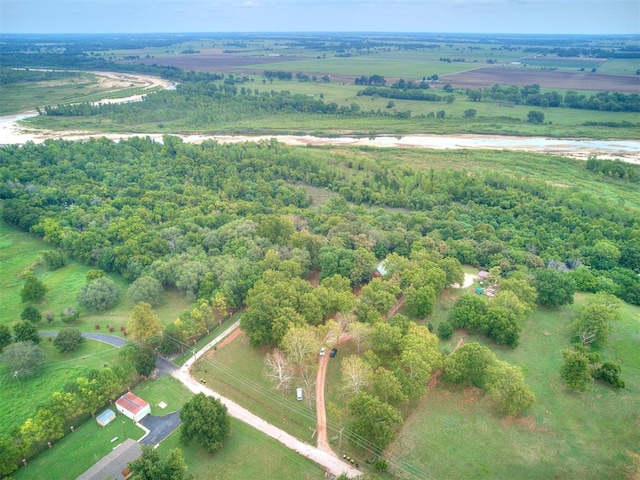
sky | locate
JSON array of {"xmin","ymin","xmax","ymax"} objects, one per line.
[{"xmin": 1, "ymin": 0, "xmax": 638, "ymax": 35}]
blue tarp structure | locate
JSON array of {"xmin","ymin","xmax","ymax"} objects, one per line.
[
  {"xmin": 96, "ymin": 408, "xmax": 116, "ymax": 427},
  {"xmin": 476, "ymin": 288, "xmax": 484, "ymax": 295}
]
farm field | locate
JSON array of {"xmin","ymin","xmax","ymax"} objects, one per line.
[{"xmin": 443, "ymin": 67, "xmax": 640, "ymax": 93}]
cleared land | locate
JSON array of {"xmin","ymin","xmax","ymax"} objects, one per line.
[{"xmin": 443, "ymin": 67, "xmax": 640, "ymax": 93}]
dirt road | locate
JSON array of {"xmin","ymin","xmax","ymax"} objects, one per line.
[{"xmin": 176, "ymin": 321, "xmax": 360, "ymax": 478}]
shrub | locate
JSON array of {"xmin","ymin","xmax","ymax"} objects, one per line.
[
  {"xmin": 21, "ymin": 305, "xmax": 42, "ymax": 323},
  {"xmin": 437, "ymin": 320, "xmax": 453, "ymax": 340}
]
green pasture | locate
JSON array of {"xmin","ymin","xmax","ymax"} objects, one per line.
[
  {"xmin": 597, "ymin": 58, "xmax": 640, "ymax": 75},
  {"xmin": 388, "ymin": 294, "xmax": 640, "ymax": 480},
  {"xmin": 192, "ymin": 332, "xmax": 319, "ymax": 442},
  {"xmin": 0, "ymin": 220, "xmax": 193, "ymax": 332},
  {"xmin": 241, "ymin": 56, "xmax": 481, "ymax": 79},
  {"xmin": 157, "ymin": 420, "xmax": 326, "ymax": 480},
  {"xmin": 0, "ymin": 339, "xmax": 123, "ymax": 435},
  {"xmin": 0, "ymin": 73, "xmax": 161, "ymax": 116},
  {"xmin": 12, "ymin": 410, "xmax": 145, "ymax": 480}
]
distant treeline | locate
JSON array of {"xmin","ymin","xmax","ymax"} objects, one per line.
[
  {"xmin": 0, "ymin": 67, "xmax": 79, "ymax": 85},
  {"xmin": 523, "ymin": 46, "xmax": 640, "ymax": 58},
  {"xmin": 357, "ymin": 86, "xmax": 444, "ymax": 102},
  {"xmin": 470, "ymin": 84, "xmax": 640, "ymax": 112}
]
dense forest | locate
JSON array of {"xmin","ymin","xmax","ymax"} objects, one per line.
[{"xmin": 1, "ymin": 137, "xmax": 638, "ymax": 309}]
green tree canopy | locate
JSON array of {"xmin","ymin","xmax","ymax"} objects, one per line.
[
  {"xmin": 348, "ymin": 392, "xmax": 402, "ymax": 453},
  {"xmin": 128, "ymin": 302, "xmax": 162, "ymax": 344},
  {"xmin": 485, "ymin": 361, "xmax": 536, "ymax": 416},
  {"xmin": 560, "ymin": 347, "xmax": 592, "ymax": 392},
  {"xmin": 21, "ymin": 272, "xmax": 47, "ymax": 303},
  {"xmin": 535, "ymin": 269, "xmax": 576, "ymax": 307},
  {"xmin": 0, "ymin": 341, "xmax": 46, "ymax": 378},
  {"xmin": 180, "ymin": 393, "xmax": 230, "ymax": 454},
  {"xmin": 13, "ymin": 320, "xmax": 40, "ymax": 344},
  {"xmin": 20, "ymin": 305, "xmax": 42, "ymax": 323},
  {"xmin": 127, "ymin": 276, "xmax": 165, "ymax": 306},
  {"xmin": 53, "ymin": 328, "xmax": 85, "ymax": 353},
  {"xmin": 128, "ymin": 445, "xmax": 192, "ymax": 480},
  {"xmin": 78, "ymin": 276, "xmax": 120, "ymax": 311}
]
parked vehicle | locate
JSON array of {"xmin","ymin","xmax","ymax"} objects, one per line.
[
  {"xmin": 330, "ymin": 348, "xmax": 338, "ymax": 358},
  {"xmin": 320, "ymin": 347, "xmax": 327, "ymax": 356},
  {"xmin": 296, "ymin": 387, "xmax": 303, "ymax": 401}
]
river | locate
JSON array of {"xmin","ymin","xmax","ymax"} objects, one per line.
[{"xmin": 1, "ymin": 74, "xmax": 638, "ymax": 164}]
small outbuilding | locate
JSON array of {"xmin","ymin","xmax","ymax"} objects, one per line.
[
  {"xmin": 115, "ymin": 392, "xmax": 151, "ymax": 423},
  {"xmin": 96, "ymin": 408, "xmax": 116, "ymax": 427},
  {"xmin": 477, "ymin": 271, "xmax": 489, "ymax": 280}
]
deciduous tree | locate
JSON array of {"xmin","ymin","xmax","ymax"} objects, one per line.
[
  {"xmin": 13, "ymin": 320, "xmax": 40, "ymax": 344},
  {"xmin": 128, "ymin": 302, "xmax": 162, "ymax": 344},
  {"xmin": 560, "ymin": 347, "xmax": 592, "ymax": 392},
  {"xmin": 264, "ymin": 349, "xmax": 294, "ymax": 392},
  {"xmin": 21, "ymin": 272, "xmax": 46, "ymax": 303},
  {"xmin": 180, "ymin": 393, "xmax": 230, "ymax": 454},
  {"xmin": 348, "ymin": 392, "xmax": 402, "ymax": 453},
  {"xmin": 485, "ymin": 361, "xmax": 536, "ymax": 416},
  {"xmin": 128, "ymin": 445, "xmax": 192, "ymax": 480},
  {"xmin": 341, "ymin": 355, "xmax": 372, "ymax": 396},
  {"xmin": 128, "ymin": 276, "xmax": 164, "ymax": 306},
  {"xmin": 53, "ymin": 328, "xmax": 85, "ymax": 353},
  {"xmin": 78, "ymin": 276, "xmax": 120, "ymax": 311},
  {"xmin": 535, "ymin": 269, "xmax": 576, "ymax": 307},
  {"xmin": 0, "ymin": 341, "xmax": 46, "ymax": 378}
]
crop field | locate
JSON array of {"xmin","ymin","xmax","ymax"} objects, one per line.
[{"xmin": 443, "ymin": 67, "xmax": 640, "ymax": 93}]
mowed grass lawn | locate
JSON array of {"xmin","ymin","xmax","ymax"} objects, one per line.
[
  {"xmin": 12, "ymin": 409, "xmax": 145, "ymax": 480},
  {"xmin": 0, "ymin": 339, "xmax": 122, "ymax": 434},
  {"xmin": 157, "ymin": 419, "xmax": 326, "ymax": 480},
  {"xmin": 192, "ymin": 332, "xmax": 319, "ymax": 443},
  {"xmin": 388, "ymin": 294, "xmax": 640, "ymax": 480}
]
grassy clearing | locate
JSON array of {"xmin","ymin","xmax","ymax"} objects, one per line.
[
  {"xmin": 131, "ymin": 375, "xmax": 192, "ymax": 416},
  {"xmin": 157, "ymin": 420, "xmax": 326, "ymax": 480},
  {"xmin": 388, "ymin": 294, "xmax": 640, "ymax": 480},
  {"xmin": 12, "ymin": 411, "xmax": 145, "ymax": 480},
  {"xmin": 0, "ymin": 73, "xmax": 160, "ymax": 116},
  {"xmin": 0, "ymin": 219, "xmax": 193, "ymax": 332},
  {"xmin": 0, "ymin": 339, "xmax": 122, "ymax": 434},
  {"xmin": 192, "ymin": 332, "xmax": 318, "ymax": 442}
]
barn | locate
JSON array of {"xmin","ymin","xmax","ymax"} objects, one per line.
[
  {"xmin": 96, "ymin": 408, "xmax": 116, "ymax": 427},
  {"xmin": 115, "ymin": 392, "xmax": 151, "ymax": 423}
]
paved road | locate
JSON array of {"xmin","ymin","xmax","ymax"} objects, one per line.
[
  {"xmin": 140, "ymin": 411, "xmax": 181, "ymax": 446},
  {"xmin": 40, "ymin": 331, "xmax": 128, "ymax": 347}
]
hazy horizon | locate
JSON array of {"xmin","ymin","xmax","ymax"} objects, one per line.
[{"xmin": 1, "ymin": 0, "xmax": 638, "ymax": 35}]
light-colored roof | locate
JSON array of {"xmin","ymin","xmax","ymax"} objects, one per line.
[
  {"xmin": 116, "ymin": 392, "xmax": 149, "ymax": 416},
  {"xmin": 96, "ymin": 409, "xmax": 116, "ymax": 424},
  {"xmin": 376, "ymin": 260, "xmax": 389, "ymax": 276},
  {"xmin": 76, "ymin": 438, "xmax": 141, "ymax": 480}
]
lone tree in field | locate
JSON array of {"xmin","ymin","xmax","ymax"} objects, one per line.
[
  {"xmin": 122, "ymin": 344, "xmax": 157, "ymax": 377},
  {"xmin": 78, "ymin": 276, "xmax": 120, "ymax": 311},
  {"xmin": 0, "ymin": 341, "xmax": 46, "ymax": 378},
  {"xmin": 527, "ymin": 110, "xmax": 545, "ymax": 124},
  {"xmin": 128, "ymin": 302, "xmax": 162, "ymax": 344},
  {"xmin": 53, "ymin": 328, "xmax": 85, "ymax": 353},
  {"xmin": 560, "ymin": 347, "xmax": 592, "ymax": 392},
  {"xmin": 21, "ymin": 272, "xmax": 46, "ymax": 303},
  {"xmin": 180, "ymin": 393, "xmax": 230, "ymax": 454}
]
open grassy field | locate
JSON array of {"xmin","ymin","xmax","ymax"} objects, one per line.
[
  {"xmin": 192, "ymin": 332, "xmax": 319, "ymax": 443},
  {"xmin": 130, "ymin": 375, "xmax": 193, "ymax": 416},
  {"xmin": 0, "ymin": 219, "xmax": 193, "ymax": 331},
  {"xmin": 0, "ymin": 72, "xmax": 163, "ymax": 116},
  {"xmin": 0, "ymin": 338, "xmax": 123, "ymax": 434},
  {"xmin": 157, "ymin": 419, "xmax": 327, "ymax": 480},
  {"xmin": 387, "ymin": 293, "xmax": 640, "ymax": 480},
  {"xmin": 12, "ymin": 415, "xmax": 145, "ymax": 480}
]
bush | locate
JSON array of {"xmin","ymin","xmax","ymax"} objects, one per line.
[
  {"xmin": 592, "ymin": 361, "xmax": 625, "ymax": 388},
  {"xmin": 437, "ymin": 320, "xmax": 453, "ymax": 340},
  {"xmin": 41, "ymin": 250, "xmax": 67, "ymax": 270},
  {"xmin": 20, "ymin": 305, "xmax": 42, "ymax": 323},
  {"xmin": 53, "ymin": 328, "xmax": 85, "ymax": 353},
  {"xmin": 60, "ymin": 306, "xmax": 80, "ymax": 323}
]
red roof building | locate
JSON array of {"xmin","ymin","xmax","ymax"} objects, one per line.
[{"xmin": 115, "ymin": 392, "xmax": 151, "ymax": 422}]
